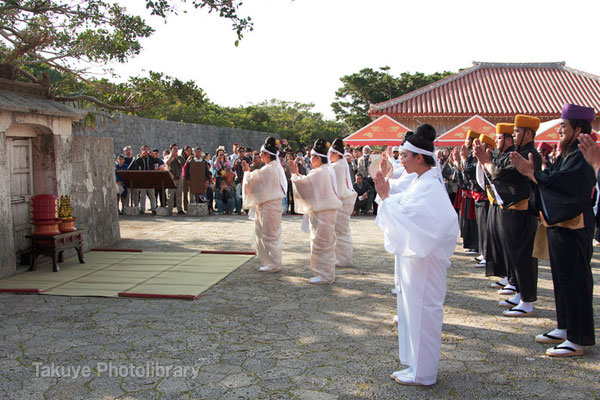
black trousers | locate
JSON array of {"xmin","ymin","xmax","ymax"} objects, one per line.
[
  {"xmin": 287, "ymin": 181, "xmax": 295, "ymax": 214},
  {"xmin": 365, "ymin": 177, "xmax": 378, "ymax": 215},
  {"xmin": 498, "ymin": 208, "xmax": 538, "ymax": 302},
  {"xmin": 485, "ymin": 204, "xmax": 507, "ymax": 278},
  {"xmin": 547, "ymin": 211, "xmax": 596, "ymax": 346},
  {"xmin": 461, "ymin": 197, "xmax": 479, "ymax": 251},
  {"xmin": 475, "ymin": 200, "xmax": 489, "ymax": 260}
]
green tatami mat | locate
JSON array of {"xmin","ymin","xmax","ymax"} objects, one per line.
[{"xmin": 0, "ymin": 252, "xmax": 254, "ymax": 299}]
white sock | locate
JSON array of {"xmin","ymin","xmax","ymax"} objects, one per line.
[
  {"xmin": 499, "ymin": 277, "xmax": 508, "ymax": 286},
  {"xmin": 508, "ymin": 293, "xmax": 521, "ymax": 304},
  {"xmin": 547, "ymin": 328, "xmax": 567, "ymax": 338},
  {"xmin": 558, "ymin": 340, "xmax": 582, "ymax": 350},
  {"xmin": 503, "ymin": 284, "xmax": 516, "ymax": 290},
  {"xmin": 515, "ymin": 300, "xmax": 533, "ymax": 312}
]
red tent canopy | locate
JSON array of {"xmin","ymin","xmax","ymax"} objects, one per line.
[
  {"xmin": 344, "ymin": 115, "xmax": 410, "ymax": 146},
  {"xmin": 435, "ymin": 115, "xmax": 496, "ymax": 147}
]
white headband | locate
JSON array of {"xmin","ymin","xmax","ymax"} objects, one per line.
[
  {"xmin": 311, "ymin": 149, "xmax": 339, "ymax": 198},
  {"xmin": 261, "ymin": 145, "xmax": 279, "ymax": 158},
  {"xmin": 401, "ymin": 141, "xmax": 443, "ymax": 184},
  {"xmin": 311, "ymin": 149, "xmax": 328, "ymax": 158},
  {"xmin": 328, "ymin": 147, "xmax": 344, "ymax": 157},
  {"xmin": 402, "ymin": 141, "xmax": 434, "ymax": 157}
]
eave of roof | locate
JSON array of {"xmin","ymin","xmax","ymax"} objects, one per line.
[
  {"xmin": 0, "ymin": 90, "xmax": 88, "ymax": 120},
  {"xmin": 370, "ymin": 62, "xmax": 600, "ymax": 117}
]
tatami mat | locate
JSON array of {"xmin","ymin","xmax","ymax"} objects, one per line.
[{"xmin": 0, "ymin": 251, "xmax": 254, "ymax": 300}]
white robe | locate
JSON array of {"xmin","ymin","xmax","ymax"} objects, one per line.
[
  {"xmin": 375, "ymin": 164, "xmax": 417, "ymax": 205},
  {"xmin": 332, "ymin": 158, "xmax": 358, "ymax": 267},
  {"xmin": 243, "ymin": 160, "xmax": 285, "ymax": 268},
  {"xmin": 375, "ymin": 168, "xmax": 459, "ymax": 385},
  {"xmin": 292, "ymin": 164, "xmax": 342, "ymax": 282},
  {"xmin": 374, "ymin": 164, "xmax": 417, "ymax": 289}
]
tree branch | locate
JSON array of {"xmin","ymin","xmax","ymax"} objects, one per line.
[
  {"xmin": 15, "ymin": 66, "xmax": 39, "ymax": 83},
  {"xmin": 54, "ymin": 94, "xmax": 135, "ymax": 112}
]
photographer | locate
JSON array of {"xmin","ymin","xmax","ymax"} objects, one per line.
[
  {"xmin": 214, "ymin": 149, "xmax": 232, "ymax": 187},
  {"xmin": 215, "ymin": 179, "xmax": 235, "ymax": 214},
  {"xmin": 250, "ymin": 151, "xmax": 264, "ymax": 171},
  {"xmin": 232, "ymin": 146, "xmax": 252, "ymax": 184},
  {"xmin": 353, "ymin": 173, "xmax": 375, "ymax": 215}
]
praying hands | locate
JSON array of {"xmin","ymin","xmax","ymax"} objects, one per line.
[
  {"xmin": 374, "ymin": 170, "xmax": 390, "ymax": 201},
  {"xmin": 509, "ymin": 152, "xmax": 537, "ymax": 183},
  {"xmin": 578, "ymin": 133, "xmax": 600, "ymax": 175}
]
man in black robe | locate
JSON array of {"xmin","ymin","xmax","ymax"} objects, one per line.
[
  {"xmin": 475, "ymin": 115, "xmax": 542, "ymax": 317},
  {"xmin": 476, "ymin": 123, "xmax": 517, "ymax": 292},
  {"xmin": 463, "ymin": 131, "xmax": 489, "ymax": 267},
  {"xmin": 458, "ymin": 131, "xmax": 481, "ymax": 255},
  {"xmin": 512, "ymin": 103, "xmax": 596, "ymax": 357}
]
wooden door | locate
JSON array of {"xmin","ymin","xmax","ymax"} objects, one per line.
[{"xmin": 8, "ymin": 138, "xmax": 34, "ymax": 254}]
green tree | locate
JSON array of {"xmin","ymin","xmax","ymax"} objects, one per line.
[
  {"xmin": 0, "ymin": 0, "xmax": 252, "ymax": 109},
  {"xmin": 332, "ymin": 66, "xmax": 454, "ymax": 131},
  {"xmin": 223, "ymin": 100, "xmax": 348, "ymax": 148}
]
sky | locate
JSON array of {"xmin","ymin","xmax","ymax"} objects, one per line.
[{"xmin": 107, "ymin": 0, "xmax": 600, "ymax": 119}]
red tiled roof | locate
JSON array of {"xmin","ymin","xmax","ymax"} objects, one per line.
[
  {"xmin": 343, "ymin": 115, "xmax": 410, "ymax": 145},
  {"xmin": 370, "ymin": 62, "xmax": 600, "ymax": 117}
]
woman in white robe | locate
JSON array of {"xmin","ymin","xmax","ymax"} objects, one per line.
[
  {"xmin": 374, "ymin": 143, "xmax": 418, "ymax": 297},
  {"xmin": 375, "ymin": 124, "xmax": 459, "ymax": 386},
  {"xmin": 289, "ymin": 139, "xmax": 342, "ymax": 284},
  {"xmin": 242, "ymin": 137, "xmax": 287, "ymax": 273},
  {"xmin": 329, "ymin": 138, "xmax": 357, "ymax": 268}
]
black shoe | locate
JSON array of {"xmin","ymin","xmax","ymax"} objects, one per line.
[
  {"xmin": 152, "ymin": 210, "xmax": 156, "ymax": 215},
  {"xmin": 178, "ymin": 210, "xmax": 185, "ymax": 215}
]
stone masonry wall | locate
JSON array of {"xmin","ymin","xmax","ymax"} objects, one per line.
[
  {"xmin": 57, "ymin": 136, "xmax": 121, "ymax": 251},
  {"xmin": 74, "ymin": 114, "xmax": 278, "ymax": 157},
  {"xmin": 0, "ymin": 129, "xmax": 16, "ymax": 278}
]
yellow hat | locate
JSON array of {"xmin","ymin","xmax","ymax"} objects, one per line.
[
  {"xmin": 514, "ymin": 115, "xmax": 540, "ymax": 132},
  {"xmin": 496, "ymin": 123, "xmax": 514, "ymax": 135},
  {"xmin": 465, "ymin": 130, "xmax": 480, "ymax": 143},
  {"xmin": 479, "ymin": 134, "xmax": 496, "ymax": 148}
]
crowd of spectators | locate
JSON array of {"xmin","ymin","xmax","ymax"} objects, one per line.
[{"xmin": 115, "ymin": 140, "xmax": 394, "ymax": 216}]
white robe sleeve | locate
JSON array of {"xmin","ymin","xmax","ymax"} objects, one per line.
[{"xmin": 375, "ymin": 178, "xmax": 457, "ymax": 259}]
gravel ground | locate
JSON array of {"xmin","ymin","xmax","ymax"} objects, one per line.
[{"xmin": 0, "ymin": 213, "xmax": 598, "ymax": 399}]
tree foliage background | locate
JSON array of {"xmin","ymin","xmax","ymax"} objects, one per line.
[
  {"xmin": 0, "ymin": 2, "xmax": 454, "ymax": 149},
  {"xmin": 332, "ymin": 66, "xmax": 455, "ymax": 131}
]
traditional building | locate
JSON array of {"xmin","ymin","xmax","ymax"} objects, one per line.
[
  {"xmin": 343, "ymin": 115, "xmax": 410, "ymax": 146},
  {"xmin": 434, "ymin": 115, "xmax": 495, "ymax": 147},
  {"xmin": 0, "ymin": 76, "xmax": 120, "ymax": 278},
  {"xmin": 370, "ymin": 62, "xmax": 600, "ymax": 134}
]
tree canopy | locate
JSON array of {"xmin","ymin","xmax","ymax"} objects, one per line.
[
  {"xmin": 0, "ymin": 0, "xmax": 252, "ymax": 108},
  {"xmin": 57, "ymin": 69, "xmax": 347, "ymax": 148},
  {"xmin": 331, "ymin": 66, "xmax": 454, "ymax": 131}
]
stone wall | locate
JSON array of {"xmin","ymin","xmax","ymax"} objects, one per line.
[
  {"xmin": 0, "ymin": 133, "xmax": 119, "ymax": 278},
  {"xmin": 74, "ymin": 114, "xmax": 278, "ymax": 157},
  {"xmin": 55, "ymin": 136, "xmax": 121, "ymax": 251},
  {"xmin": 0, "ymin": 130, "xmax": 16, "ymax": 277}
]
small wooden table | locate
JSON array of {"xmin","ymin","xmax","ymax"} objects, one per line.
[{"xmin": 26, "ymin": 230, "xmax": 87, "ymax": 272}]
